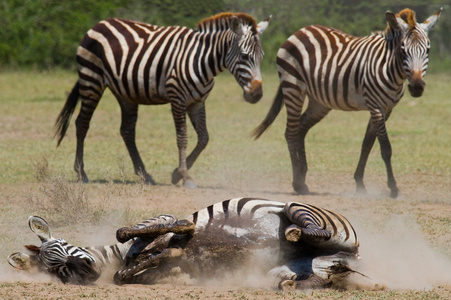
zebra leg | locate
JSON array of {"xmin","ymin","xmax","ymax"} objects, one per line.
[
  {"xmin": 289, "ymin": 99, "xmax": 331, "ymax": 194},
  {"xmin": 116, "ymin": 216, "xmax": 195, "ymax": 243},
  {"xmin": 283, "ymin": 203, "xmax": 331, "ymax": 242},
  {"xmin": 354, "ymin": 118, "xmax": 377, "ymax": 195},
  {"xmin": 114, "ymin": 248, "xmax": 184, "ymax": 285},
  {"xmin": 171, "ymin": 102, "xmax": 209, "ymax": 186},
  {"xmin": 374, "ymin": 111, "xmax": 398, "ymax": 198},
  {"xmin": 279, "ymin": 274, "xmax": 331, "ymax": 290},
  {"xmin": 282, "ymin": 83, "xmax": 309, "ymax": 194},
  {"xmin": 170, "ymin": 101, "xmax": 196, "ymax": 189},
  {"xmin": 74, "ymin": 96, "xmax": 100, "ymax": 182},
  {"xmin": 117, "ymin": 97, "xmax": 156, "ymax": 184},
  {"xmin": 364, "ymin": 109, "xmax": 398, "ymax": 198}
]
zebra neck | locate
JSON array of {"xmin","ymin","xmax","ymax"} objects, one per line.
[
  {"xmin": 370, "ymin": 33, "xmax": 407, "ymax": 88},
  {"xmin": 196, "ymin": 30, "xmax": 235, "ymax": 78},
  {"xmin": 84, "ymin": 240, "xmax": 133, "ymax": 267}
]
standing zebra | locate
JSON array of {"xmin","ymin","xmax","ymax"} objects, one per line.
[
  {"xmin": 55, "ymin": 13, "xmax": 270, "ymax": 188},
  {"xmin": 9, "ymin": 199, "xmax": 360, "ymax": 289},
  {"xmin": 252, "ymin": 8, "xmax": 442, "ymax": 198}
]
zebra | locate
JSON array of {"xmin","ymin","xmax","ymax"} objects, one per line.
[
  {"xmin": 10, "ymin": 198, "xmax": 361, "ymax": 289},
  {"xmin": 54, "ymin": 13, "xmax": 270, "ymax": 188},
  {"xmin": 8, "ymin": 216, "xmax": 133, "ymax": 285},
  {"xmin": 252, "ymin": 8, "xmax": 442, "ymax": 198}
]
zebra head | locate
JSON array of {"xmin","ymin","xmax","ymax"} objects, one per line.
[
  {"xmin": 386, "ymin": 8, "xmax": 442, "ymax": 97},
  {"xmin": 8, "ymin": 216, "xmax": 101, "ymax": 285},
  {"xmin": 226, "ymin": 15, "xmax": 270, "ymax": 103}
]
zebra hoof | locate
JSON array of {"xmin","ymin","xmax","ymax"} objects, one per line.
[
  {"xmin": 279, "ymin": 279, "xmax": 296, "ymax": 291},
  {"xmin": 390, "ymin": 188, "xmax": 399, "ymax": 198},
  {"xmin": 171, "ymin": 168, "xmax": 183, "ymax": 185},
  {"xmin": 355, "ymin": 186, "xmax": 367, "ymax": 196},
  {"xmin": 78, "ymin": 173, "xmax": 89, "ymax": 183},
  {"xmin": 284, "ymin": 224, "xmax": 302, "ymax": 242},
  {"xmin": 293, "ymin": 183, "xmax": 309, "ymax": 195},
  {"xmin": 116, "ymin": 228, "xmax": 131, "ymax": 243},
  {"xmin": 184, "ymin": 179, "xmax": 197, "ymax": 189},
  {"xmin": 143, "ymin": 174, "xmax": 156, "ymax": 185},
  {"xmin": 113, "ymin": 270, "xmax": 128, "ymax": 285}
]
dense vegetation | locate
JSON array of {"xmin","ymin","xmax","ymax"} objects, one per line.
[{"xmin": 1, "ymin": 0, "xmax": 449, "ymax": 72}]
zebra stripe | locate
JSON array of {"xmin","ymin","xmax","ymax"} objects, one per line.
[
  {"xmin": 253, "ymin": 8, "xmax": 442, "ymax": 198},
  {"xmin": 284, "ymin": 202, "xmax": 358, "ymax": 251},
  {"xmin": 189, "ymin": 198, "xmax": 285, "ymax": 229},
  {"xmin": 37, "ymin": 237, "xmax": 133, "ymax": 284},
  {"xmin": 55, "ymin": 13, "xmax": 269, "ymax": 187}
]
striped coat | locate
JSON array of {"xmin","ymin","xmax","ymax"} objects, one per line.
[
  {"xmin": 55, "ymin": 13, "xmax": 270, "ymax": 187},
  {"xmin": 253, "ymin": 8, "xmax": 442, "ymax": 197}
]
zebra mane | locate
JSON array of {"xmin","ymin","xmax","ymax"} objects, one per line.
[
  {"xmin": 378, "ymin": 8, "xmax": 417, "ymax": 40},
  {"xmin": 397, "ymin": 8, "xmax": 416, "ymax": 30},
  {"xmin": 196, "ymin": 12, "xmax": 257, "ymax": 34}
]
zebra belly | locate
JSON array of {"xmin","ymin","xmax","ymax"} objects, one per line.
[
  {"xmin": 180, "ymin": 212, "xmax": 301, "ymax": 277},
  {"xmin": 182, "ymin": 221, "xmax": 295, "ymax": 277}
]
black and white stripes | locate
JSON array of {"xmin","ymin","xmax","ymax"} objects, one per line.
[
  {"xmin": 253, "ymin": 8, "xmax": 442, "ymax": 197},
  {"xmin": 55, "ymin": 13, "xmax": 269, "ymax": 187}
]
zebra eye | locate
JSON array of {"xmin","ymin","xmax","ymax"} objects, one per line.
[{"xmin": 240, "ymin": 53, "xmax": 250, "ymax": 61}]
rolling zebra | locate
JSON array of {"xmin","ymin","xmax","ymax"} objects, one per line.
[
  {"xmin": 54, "ymin": 13, "xmax": 270, "ymax": 188},
  {"xmin": 252, "ymin": 8, "xmax": 442, "ymax": 198},
  {"xmin": 10, "ymin": 199, "xmax": 360, "ymax": 289},
  {"xmin": 8, "ymin": 216, "xmax": 133, "ymax": 285}
]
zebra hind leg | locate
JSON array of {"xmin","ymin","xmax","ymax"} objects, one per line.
[
  {"xmin": 117, "ymin": 97, "xmax": 156, "ymax": 185},
  {"xmin": 114, "ymin": 248, "xmax": 184, "ymax": 285}
]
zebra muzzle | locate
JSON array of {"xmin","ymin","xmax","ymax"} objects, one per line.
[
  {"xmin": 408, "ymin": 72, "xmax": 425, "ymax": 97},
  {"xmin": 244, "ymin": 80, "xmax": 263, "ymax": 103}
]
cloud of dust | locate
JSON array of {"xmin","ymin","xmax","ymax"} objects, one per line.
[
  {"xmin": 0, "ymin": 262, "xmax": 53, "ymax": 284},
  {"xmin": 350, "ymin": 214, "xmax": 451, "ymax": 290}
]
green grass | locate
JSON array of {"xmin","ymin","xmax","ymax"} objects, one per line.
[{"xmin": 1, "ymin": 70, "xmax": 449, "ymax": 184}]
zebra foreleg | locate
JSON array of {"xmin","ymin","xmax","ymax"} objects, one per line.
[
  {"xmin": 170, "ymin": 101, "xmax": 197, "ymax": 189},
  {"xmin": 171, "ymin": 102, "xmax": 209, "ymax": 187},
  {"xmin": 364, "ymin": 109, "xmax": 399, "ymax": 198},
  {"xmin": 116, "ymin": 217, "xmax": 195, "ymax": 243},
  {"xmin": 354, "ymin": 118, "xmax": 377, "ymax": 195},
  {"xmin": 114, "ymin": 248, "xmax": 184, "ymax": 285}
]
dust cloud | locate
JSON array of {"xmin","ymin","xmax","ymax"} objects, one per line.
[
  {"xmin": 350, "ymin": 214, "xmax": 451, "ymax": 290},
  {"xmin": 0, "ymin": 262, "xmax": 52, "ymax": 283}
]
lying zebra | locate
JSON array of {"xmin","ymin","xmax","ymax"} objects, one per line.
[{"xmin": 8, "ymin": 198, "xmax": 362, "ymax": 289}]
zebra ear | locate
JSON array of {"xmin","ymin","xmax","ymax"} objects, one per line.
[
  {"xmin": 28, "ymin": 216, "xmax": 53, "ymax": 242},
  {"xmin": 231, "ymin": 16, "xmax": 244, "ymax": 37},
  {"xmin": 8, "ymin": 252, "xmax": 33, "ymax": 270},
  {"xmin": 386, "ymin": 11, "xmax": 408, "ymax": 32},
  {"xmin": 256, "ymin": 15, "xmax": 271, "ymax": 35},
  {"xmin": 420, "ymin": 7, "xmax": 442, "ymax": 33}
]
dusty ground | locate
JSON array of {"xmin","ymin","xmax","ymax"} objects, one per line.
[{"xmin": 1, "ymin": 171, "xmax": 450, "ymax": 299}]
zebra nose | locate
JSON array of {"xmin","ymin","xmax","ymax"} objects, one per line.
[
  {"xmin": 408, "ymin": 72, "xmax": 425, "ymax": 98},
  {"xmin": 244, "ymin": 80, "xmax": 262, "ymax": 103}
]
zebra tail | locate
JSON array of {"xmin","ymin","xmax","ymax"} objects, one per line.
[
  {"xmin": 251, "ymin": 85, "xmax": 284, "ymax": 140},
  {"xmin": 54, "ymin": 82, "xmax": 80, "ymax": 147}
]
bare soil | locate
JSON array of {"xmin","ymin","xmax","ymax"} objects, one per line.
[{"xmin": 1, "ymin": 170, "xmax": 450, "ymax": 299}]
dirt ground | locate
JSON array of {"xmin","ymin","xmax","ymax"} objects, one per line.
[{"xmin": 1, "ymin": 170, "xmax": 450, "ymax": 299}]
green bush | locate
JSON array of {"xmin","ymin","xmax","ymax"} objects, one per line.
[{"xmin": 0, "ymin": 0, "xmax": 449, "ymax": 72}]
